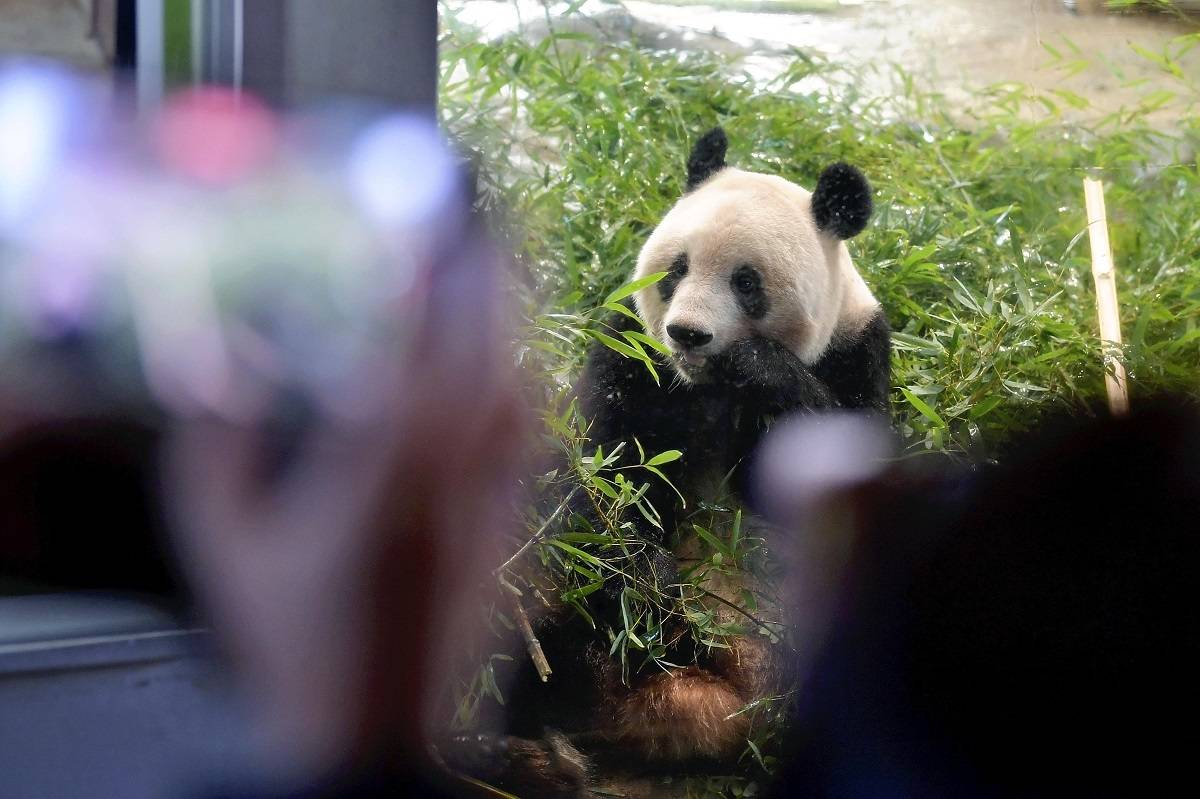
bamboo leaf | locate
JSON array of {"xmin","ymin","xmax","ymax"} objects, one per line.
[
  {"xmin": 645, "ymin": 449, "xmax": 682, "ymax": 467},
  {"xmin": 604, "ymin": 272, "xmax": 666, "ymax": 305}
]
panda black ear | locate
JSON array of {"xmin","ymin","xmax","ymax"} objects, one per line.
[
  {"xmin": 686, "ymin": 127, "xmax": 728, "ymax": 191},
  {"xmin": 812, "ymin": 162, "xmax": 873, "ymax": 239}
]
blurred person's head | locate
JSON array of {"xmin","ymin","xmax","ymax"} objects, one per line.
[{"xmin": 757, "ymin": 402, "xmax": 1199, "ymax": 798}]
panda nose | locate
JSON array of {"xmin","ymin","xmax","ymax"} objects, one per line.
[{"xmin": 666, "ymin": 324, "xmax": 713, "ymax": 349}]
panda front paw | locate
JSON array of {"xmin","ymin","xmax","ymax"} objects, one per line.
[
  {"xmin": 718, "ymin": 337, "xmax": 838, "ymax": 410},
  {"xmin": 717, "ymin": 337, "xmax": 795, "ymax": 389}
]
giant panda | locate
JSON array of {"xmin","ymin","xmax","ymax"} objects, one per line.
[
  {"xmin": 580, "ymin": 126, "xmax": 889, "ymax": 526},
  {"xmin": 445, "ymin": 127, "xmax": 889, "ymax": 798}
]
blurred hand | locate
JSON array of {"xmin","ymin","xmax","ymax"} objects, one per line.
[{"xmin": 165, "ymin": 217, "xmax": 527, "ymax": 782}]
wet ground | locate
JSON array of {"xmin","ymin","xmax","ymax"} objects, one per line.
[{"xmin": 446, "ymin": 0, "xmax": 1198, "ymax": 126}]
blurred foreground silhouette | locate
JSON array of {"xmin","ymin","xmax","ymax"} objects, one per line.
[
  {"xmin": 758, "ymin": 402, "xmax": 1199, "ymax": 799},
  {"xmin": 0, "ymin": 65, "xmax": 522, "ymax": 798}
]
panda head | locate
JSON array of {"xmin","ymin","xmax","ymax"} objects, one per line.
[{"xmin": 633, "ymin": 127, "xmax": 880, "ymax": 382}]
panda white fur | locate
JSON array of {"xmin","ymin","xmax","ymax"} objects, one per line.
[{"xmin": 447, "ymin": 127, "xmax": 890, "ymax": 799}]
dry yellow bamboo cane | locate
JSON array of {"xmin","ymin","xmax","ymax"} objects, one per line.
[{"xmin": 1083, "ymin": 177, "xmax": 1129, "ymax": 416}]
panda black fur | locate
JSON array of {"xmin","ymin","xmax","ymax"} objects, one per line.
[{"xmin": 446, "ymin": 128, "xmax": 890, "ymax": 798}]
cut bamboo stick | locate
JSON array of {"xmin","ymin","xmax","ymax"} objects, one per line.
[
  {"xmin": 1083, "ymin": 177, "xmax": 1129, "ymax": 416},
  {"xmin": 508, "ymin": 593, "xmax": 552, "ymax": 682}
]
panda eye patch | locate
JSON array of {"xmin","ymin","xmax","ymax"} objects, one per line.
[
  {"xmin": 731, "ymin": 265, "xmax": 767, "ymax": 318},
  {"xmin": 658, "ymin": 253, "xmax": 688, "ymax": 302}
]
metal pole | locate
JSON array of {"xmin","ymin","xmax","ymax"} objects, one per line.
[{"xmin": 135, "ymin": 0, "xmax": 163, "ymax": 108}]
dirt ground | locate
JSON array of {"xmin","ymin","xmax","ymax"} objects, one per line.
[{"xmin": 448, "ymin": 0, "xmax": 1198, "ymax": 125}]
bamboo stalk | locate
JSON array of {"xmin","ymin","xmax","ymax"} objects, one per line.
[
  {"xmin": 493, "ymin": 486, "xmax": 579, "ymax": 578},
  {"xmin": 491, "ymin": 486, "xmax": 582, "ymax": 683},
  {"xmin": 508, "ymin": 593, "xmax": 553, "ymax": 682},
  {"xmin": 1083, "ymin": 177, "xmax": 1129, "ymax": 416}
]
